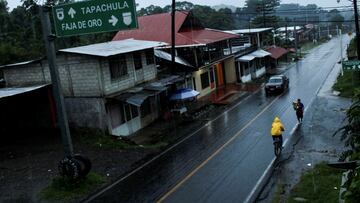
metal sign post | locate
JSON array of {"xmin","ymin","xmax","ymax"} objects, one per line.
[
  {"xmin": 52, "ymin": 0, "xmax": 137, "ymax": 37},
  {"xmin": 340, "ymin": 29, "xmax": 344, "ymax": 76}
]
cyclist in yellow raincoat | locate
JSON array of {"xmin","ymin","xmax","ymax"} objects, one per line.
[{"xmin": 271, "ymin": 117, "xmax": 285, "ymax": 147}]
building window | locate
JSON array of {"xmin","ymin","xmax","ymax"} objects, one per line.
[
  {"xmin": 124, "ymin": 103, "xmax": 139, "ymax": 121},
  {"xmin": 200, "ymin": 72, "xmax": 210, "ymax": 89},
  {"xmin": 133, "ymin": 52, "xmax": 142, "ymax": 70},
  {"xmin": 141, "ymin": 98, "xmax": 151, "ymax": 118},
  {"xmin": 109, "ymin": 55, "xmax": 127, "ymax": 79},
  {"xmin": 145, "ymin": 50, "xmax": 154, "ymax": 65}
]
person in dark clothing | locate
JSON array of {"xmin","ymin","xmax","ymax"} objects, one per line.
[{"xmin": 295, "ymin": 98, "xmax": 304, "ymax": 123}]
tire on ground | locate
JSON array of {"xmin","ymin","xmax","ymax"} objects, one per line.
[
  {"xmin": 58, "ymin": 156, "xmax": 82, "ymax": 180},
  {"xmin": 73, "ymin": 154, "xmax": 92, "ymax": 178}
]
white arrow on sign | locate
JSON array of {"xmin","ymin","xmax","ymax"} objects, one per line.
[
  {"xmin": 109, "ymin": 15, "xmax": 118, "ymax": 26},
  {"xmin": 68, "ymin": 7, "xmax": 76, "ymax": 19}
]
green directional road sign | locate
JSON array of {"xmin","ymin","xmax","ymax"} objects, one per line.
[
  {"xmin": 342, "ymin": 60, "xmax": 360, "ymax": 71},
  {"xmin": 52, "ymin": 0, "xmax": 137, "ymax": 37}
]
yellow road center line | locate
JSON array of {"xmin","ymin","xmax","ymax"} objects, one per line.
[{"xmin": 157, "ymin": 94, "xmax": 281, "ymax": 202}]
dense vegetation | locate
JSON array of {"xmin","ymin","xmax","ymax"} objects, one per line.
[
  {"xmin": 0, "ymin": 0, "xmax": 349, "ymax": 65},
  {"xmin": 333, "ymin": 37, "xmax": 360, "ymax": 202}
]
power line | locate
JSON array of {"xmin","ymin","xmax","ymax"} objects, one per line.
[{"xmin": 215, "ymin": 9, "xmax": 354, "ymax": 15}]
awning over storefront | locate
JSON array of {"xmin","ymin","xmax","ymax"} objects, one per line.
[
  {"xmin": 115, "ymin": 93, "xmax": 133, "ymax": 102},
  {"xmin": 127, "ymin": 93, "xmax": 152, "ymax": 107},
  {"xmin": 144, "ymin": 82, "xmax": 168, "ymax": 92},
  {"xmin": 236, "ymin": 49, "xmax": 271, "ymax": 62},
  {"xmin": 114, "ymin": 92, "xmax": 153, "ymax": 107}
]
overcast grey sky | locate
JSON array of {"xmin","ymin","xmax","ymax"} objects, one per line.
[{"xmin": 6, "ymin": 0, "xmax": 351, "ymax": 11}]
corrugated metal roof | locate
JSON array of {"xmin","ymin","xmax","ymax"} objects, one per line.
[
  {"xmin": 266, "ymin": 46, "xmax": 288, "ymax": 59},
  {"xmin": 250, "ymin": 49, "xmax": 271, "ymax": 57},
  {"xmin": 236, "ymin": 55, "xmax": 255, "ymax": 62},
  {"xmin": 0, "ymin": 59, "xmax": 42, "ymax": 69},
  {"xmin": 227, "ymin": 28, "xmax": 273, "ymax": 34},
  {"xmin": 0, "ymin": 84, "xmax": 49, "ymax": 99},
  {"xmin": 59, "ymin": 39, "xmax": 167, "ymax": 57},
  {"xmin": 112, "ymin": 12, "xmax": 238, "ymax": 46},
  {"xmin": 236, "ymin": 49, "xmax": 271, "ymax": 62},
  {"xmin": 154, "ymin": 50, "xmax": 193, "ymax": 67}
]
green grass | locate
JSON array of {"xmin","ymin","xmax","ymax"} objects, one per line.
[
  {"xmin": 271, "ymin": 184, "xmax": 285, "ymax": 203},
  {"xmin": 333, "ymin": 70, "xmax": 360, "ymax": 98},
  {"xmin": 40, "ymin": 172, "xmax": 106, "ymax": 201},
  {"xmin": 286, "ymin": 162, "xmax": 343, "ymax": 203}
]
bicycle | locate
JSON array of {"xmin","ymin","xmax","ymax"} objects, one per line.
[{"xmin": 273, "ymin": 137, "xmax": 282, "ymax": 157}]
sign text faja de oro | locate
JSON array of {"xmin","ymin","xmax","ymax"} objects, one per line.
[{"xmin": 52, "ymin": 0, "xmax": 137, "ymax": 37}]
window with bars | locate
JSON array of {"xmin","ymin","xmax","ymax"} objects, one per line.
[
  {"xmin": 109, "ymin": 55, "xmax": 127, "ymax": 79},
  {"xmin": 133, "ymin": 52, "xmax": 143, "ymax": 70}
]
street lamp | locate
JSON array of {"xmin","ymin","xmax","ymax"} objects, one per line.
[{"xmin": 338, "ymin": 0, "xmax": 360, "ymax": 60}]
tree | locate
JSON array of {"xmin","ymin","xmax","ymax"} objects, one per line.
[
  {"xmin": 0, "ymin": 0, "xmax": 10, "ymax": 37},
  {"xmin": 137, "ymin": 5, "xmax": 164, "ymax": 16},
  {"xmin": 191, "ymin": 5, "xmax": 235, "ymax": 30},
  {"xmin": 330, "ymin": 14, "xmax": 344, "ymax": 29},
  {"xmin": 245, "ymin": 0, "xmax": 280, "ymax": 28},
  {"xmin": 334, "ymin": 91, "xmax": 360, "ymax": 202}
]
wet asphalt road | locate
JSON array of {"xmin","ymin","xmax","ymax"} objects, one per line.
[{"xmin": 86, "ymin": 36, "xmax": 350, "ymax": 203}]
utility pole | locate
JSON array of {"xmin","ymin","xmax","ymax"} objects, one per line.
[
  {"xmin": 285, "ymin": 23, "xmax": 288, "ymax": 47},
  {"xmin": 262, "ymin": 0, "xmax": 266, "ymax": 27},
  {"xmin": 171, "ymin": 0, "xmax": 176, "ymax": 73},
  {"xmin": 272, "ymin": 29, "xmax": 276, "ymax": 47},
  {"xmin": 294, "ymin": 25, "xmax": 298, "ymax": 58},
  {"xmin": 340, "ymin": 29, "xmax": 344, "ymax": 76},
  {"xmin": 339, "ymin": 0, "xmax": 360, "ymax": 59},
  {"xmin": 353, "ymin": 0, "xmax": 360, "ymax": 60},
  {"xmin": 40, "ymin": 6, "xmax": 74, "ymax": 157}
]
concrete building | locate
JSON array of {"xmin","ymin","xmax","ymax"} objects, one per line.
[
  {"xmin": 112, "ymin": 11, "xmax": 241, "ymax": 98},
  {"xmin": 225, "ymin": 28, "xmax": 273, "ymax": 83},
  {"xmin": 0, "ymin": 39, "xmax": 171, "ymax": 136}
]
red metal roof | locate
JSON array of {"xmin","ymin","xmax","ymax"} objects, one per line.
[
  {"xmin": 112, "ymin": 12, "xmax": 238, "ymax": 46},
  {"xmin": 266, "ymin": 46, "xmax": 288, "ymax": 59}
]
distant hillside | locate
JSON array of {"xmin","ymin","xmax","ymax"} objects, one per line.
[{"xmin": 212, "ymin": 4, "xmax": 237, "ymax": 12}]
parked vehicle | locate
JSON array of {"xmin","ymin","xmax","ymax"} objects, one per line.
[{"xmin": 265, "ymin": 75, "xmax": 289, "ymax": 95}]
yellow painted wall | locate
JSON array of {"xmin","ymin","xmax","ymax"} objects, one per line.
[{"xmin": 192, "ymin": 66, "xmax": 214, "ymax": 98}]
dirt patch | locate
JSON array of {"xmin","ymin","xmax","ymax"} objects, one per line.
[
  {"xmin": 0, "ymin": 130, "xmax": 159, "ymax": 203},
  {"xmin": 0, "ymin": 88, "xmax": 254, "ymax": 203}
]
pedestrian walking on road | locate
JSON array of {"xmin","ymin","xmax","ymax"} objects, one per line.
[
  {"xmin": 293, "ymin": 98, "xmax": 304, "ymax": 123},
  {"xmin": 271, "ymin": 116, "xmax": 285, "ymax": 147}
]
